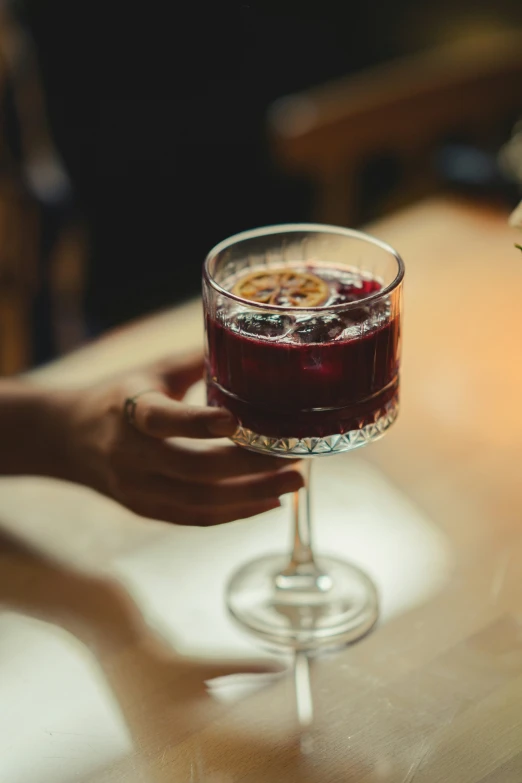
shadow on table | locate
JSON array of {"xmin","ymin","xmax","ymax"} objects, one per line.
[{"xmin": 0, "ymin": 529, "xmax": 379, "ymax": 783}]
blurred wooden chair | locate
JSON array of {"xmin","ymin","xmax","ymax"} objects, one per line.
[
  {"xmin": 0, "ymin": 3, "xmax": 86, "ymax": 376},
  {"xmin": 0, "ymin": 10, "xmax": 38, "ymax": 375},
  {"xmin": 267, "ymin": 30, "xmax": 522, "ymax": 226},
  {"xmin": 0, "ymin": 178, "xmax": 39, "ymax": 375}
]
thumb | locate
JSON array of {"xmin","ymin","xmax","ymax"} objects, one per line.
[
  {"xmin": 155, "ymin": 351, "xmax": 205, "ymax": 400},
  {"xmin": 133, "ymin": 391, "xmax": 237, "ymax": 439}
]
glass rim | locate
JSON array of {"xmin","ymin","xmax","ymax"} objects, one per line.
[{"xmin": 203, "ymin": 222, "xmax": 404, "ymax": 313}]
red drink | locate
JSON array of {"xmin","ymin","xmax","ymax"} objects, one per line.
[{"xmin": 205, "ymin": 264, "xmax": 400, "ymax": 439}]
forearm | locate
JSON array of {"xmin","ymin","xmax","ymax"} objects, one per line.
[{"xmin": 0, "ymin": 380, "xmax": 75, "ymax": 480}]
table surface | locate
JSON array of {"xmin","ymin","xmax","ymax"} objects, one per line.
[{"xmin": 1, "ymin": 196, "xmax": 522, "ymax": 783}]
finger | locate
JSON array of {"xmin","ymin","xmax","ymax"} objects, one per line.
[
  {"xmin": 131, "ymin": 497, "xmax": 282, "ymax": 526},
  {"xmin": 155, "ymin": 351, "xmax": 205, "ymax": 399},
  {"xmin": 144, "ymin": 470, "xmax": 304, "ymax": 507},
  {"xmin": 133, "ymin": 392, "xmax": 237, "ymax": 439},
  {"xmin": 155, "ymin": 440, "xmax": 302, "ymax": 481},
  {"xmin": 183, "ymin": 499, "xmax": 284, "ymax": 526}
]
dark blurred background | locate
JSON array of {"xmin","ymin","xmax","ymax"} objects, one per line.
[{"xmin": 0, "ymin": 0, "xmax": 521, "ymax": 373}]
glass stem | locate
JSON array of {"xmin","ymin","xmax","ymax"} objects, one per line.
[
  {"xmin": 291, "ymin": 460, "xmax": 315, "ymax": 567},
  {"xmin": 276, "ymin": 461, "xmax": 332, "ymax": 592}
]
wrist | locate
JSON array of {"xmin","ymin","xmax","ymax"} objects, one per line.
[
  {"xmin": 0, "ymin": 380, "xmax": 80, "ymax": 482},
  {"xmin": 35, "ymin": 385, "xmax": 84, "ymax": 484}
]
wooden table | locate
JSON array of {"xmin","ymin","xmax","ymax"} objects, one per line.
[{"xmin": 1, "ymin": 197, "xmax": 522, "ymax": 783}]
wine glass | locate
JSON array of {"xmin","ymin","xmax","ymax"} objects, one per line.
[{"xmin": 203, "ymin": 224, "xmax": 404, "ymax": 650}]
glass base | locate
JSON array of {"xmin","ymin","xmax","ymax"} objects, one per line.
[
  {"xmin": 231, "ymin": 395, "xmax": 399, "ymax": 458},
  {"xmin": 227, "ymin": 554, "xmax": 379, "ymax": 651}
]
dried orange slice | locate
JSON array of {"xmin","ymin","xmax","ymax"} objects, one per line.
[{"xmin": 232, "ymin": 267, "xmax": 329, "ymax": 307}]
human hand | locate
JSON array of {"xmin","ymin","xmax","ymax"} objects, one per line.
[{"xmin": 56, "ymin": 352, "xmax": 304, "ymax": 525}]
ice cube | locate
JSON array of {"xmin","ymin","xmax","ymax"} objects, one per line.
[
  {"xmin": 293, "ymin": 314, "xmax": 345, "ymax": 343},
  {"xmin": 345, "ymin": 306, "xmax": 369, "ymax": 324},
  {"xmin": 233, "ymin": 312, "xmax": 293, "ymax": 338}
]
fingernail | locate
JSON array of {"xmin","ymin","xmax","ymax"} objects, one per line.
[
  {"xmin": 207, "ymin": 412, "xmax": 237, "ymax": 436},
  {"xmin": 277, "ymin": 472, "xmax": 305, "ymax": 495}
]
